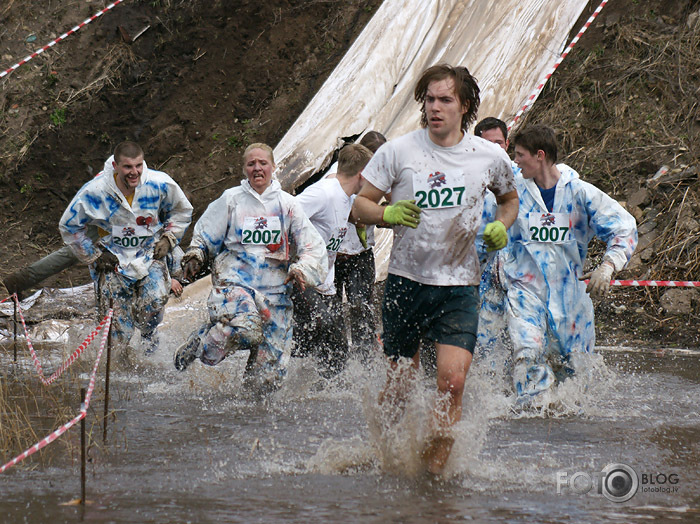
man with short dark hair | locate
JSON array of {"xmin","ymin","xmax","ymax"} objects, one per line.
[
  {"xmin": 353, "ymin": 64, "xmax": 518, "ymax": 474},
  {"xmin": 59, "ymin": 141, "xmax": 192, "ymax": 353},
  {"xmin": 474, "ymin": 117, "xmax": 509, "ymax": 150},
  {"xmin": 473, "ymin": 117, "xmax": 520, "ymax": 355},
  {"xmin": 294, "ymin": 143, "xmax": 374, "ymax": 376},
  {"xmin": 505, "ymin": 125, "xmax": 637, "ymax": 400}
]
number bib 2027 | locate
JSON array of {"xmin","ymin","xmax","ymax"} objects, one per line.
[
  {"xmin": 528, "ymin": 213, "xmax": 571, "ymax": 243},
  {"xmin": 242, "ymin": 216, "xmax": 282, "ymax": 245},
  {"xmin": 413, "ymin": 171, "xmax": 466, "ymax": 209},
  {"xmin": 112, "ymin": 225, "xmax": 153, "ymax": 249},
  {"xmin": 326, "ymin": 226, "xmax": 347, "ymax": 252}
]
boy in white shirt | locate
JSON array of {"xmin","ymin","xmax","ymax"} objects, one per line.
[{"xmin": 293, "ymin": 144, "xmax": 373, "ymax": 377}]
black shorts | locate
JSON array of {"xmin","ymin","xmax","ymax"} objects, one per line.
[{"xmin": 381, "ymin": 274, "xmax": 478, "ymax": 359}]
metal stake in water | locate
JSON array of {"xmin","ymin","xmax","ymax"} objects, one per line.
[
  {"xmin": 13, "ymin": 295, "xmax": 18, "ymax": 362},
  {"xmin": 103, "ymin": 297, "xmax": 113, "ymax": 445},
  {"xmin": 80, "ymin": 387, "xmax": 87, "ymax": 506}
]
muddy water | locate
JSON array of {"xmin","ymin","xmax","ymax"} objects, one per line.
[{"xmin": 1, "ymin": 328, "xmax": 699, "ymax": 523}]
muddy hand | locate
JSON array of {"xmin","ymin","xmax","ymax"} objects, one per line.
[
  {"xmin": 182, "ymin": 258, "xmax": 202, "ymax": 281},
  {"xmin": 284, "ymin": 268, "xmax": 307, "ymax": 291}
]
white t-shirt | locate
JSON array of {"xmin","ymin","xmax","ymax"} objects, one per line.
[
  {"xmin": 362, "ymin": 128, "xmax": 516, "ymax": 286},
  {"xmin": 295, "ymin": 177, "xmax": 352, "ymax": 295},
  {"xmin": 322, "ymin": 170, "xmax": 374, "ymax": 255}
]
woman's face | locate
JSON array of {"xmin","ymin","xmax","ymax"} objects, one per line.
[{"xmin": 244, "ymin": 148, "xmax": 275, "ymax": 194}]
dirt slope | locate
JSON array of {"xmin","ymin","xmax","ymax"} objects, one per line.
[{"xmin": 1, "ymin": 0, "xmax": 699, "ymax": 347}]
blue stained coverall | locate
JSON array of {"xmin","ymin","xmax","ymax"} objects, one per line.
[
  {"xmin": 59, "ymin": 156, "xmax": 192, "ymax": 345},
  {"xmin": 503, "ymin": 164, "xmax": 637, "ymax": 396}
]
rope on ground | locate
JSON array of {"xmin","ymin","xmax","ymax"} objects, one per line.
[
  {"xmin": 0, "ymin": 1, "xmax": 126, "ymax": 81},
  {"xmin": 507, "ymin": 0, "xmax": 609, "ymax": 131},
  {"xmin": 0, "ymin": 309, "xmax": 113, "ymax": 474},
  {"xmin": 9, "ymin": 293, "xmax": 113, "ymax": 385}
]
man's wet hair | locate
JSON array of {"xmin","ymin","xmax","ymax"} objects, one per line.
[
  {"xmin": 414, "ymin": 64, "xmax": 480, "ymax": 130},
  {"xmin": 114, "ymin": 141, "xmax": 144, "ymax": 163},
  {"xmin": 338, "ymin": 143, "xmax": 373, "ymax": 177},
  {"xmin": 474, "ymin": 117, "xmax": 508, "ymax": 142},
  {"xmin": 359, "ymin": 131, "xmax": 387, "ymax": 153},
  {"xmin": 512, "ymin": 125, "xmax": 558, "ymax": 163}
]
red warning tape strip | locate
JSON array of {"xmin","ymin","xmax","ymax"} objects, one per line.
[
  {"xmin": 0, "ymin": 309, "xmax": 113, "ymax": 473},
  {"xmin": 0, "ymin": 1, "xmax": 126, "ymax": 80},
  {"xmin": 9, "ymin": 293, "xmax": 113, "ymax": 385},
  {"xmin": 584, "ymin": 280, "xmax": 700, "ymax": 287},
  {"xmin": 507, "ymin": 0, "xmax": 609, "ymax": 130}
]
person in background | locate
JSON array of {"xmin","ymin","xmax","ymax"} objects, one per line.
[
  {"xmin": 473, "ymin": 117, "xmax": 521, "ymax": 358},
  {"xmin": 333, "ymin": 131, "xmax": 387, "ymax": 361},
  {"xmin": 293, "ymin": 143, "xmax": 373, "ymax": 377}
]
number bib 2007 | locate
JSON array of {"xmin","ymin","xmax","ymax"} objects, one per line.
[
  {"xmin": 528, "ymin": 213, "xmax": 571, "ymax": 243},
  {"xmin": 326, "ymin": 226, "xmax": 347, "ymax": 252},
  {"xmin": 413, "ymin": 171, "xmax": 465, "ymax": 209},
  {"xmin": 242, "ymin": 216, "xmax": 282, "ymax": 245},
  {"xmin": 112, "ymin": 225, "xmax": 153, "ymax": 249}
]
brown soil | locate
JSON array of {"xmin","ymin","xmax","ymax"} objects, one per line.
[{"xmin": 1, "ymin": 0, "xmax": 699, "ymax": 348}]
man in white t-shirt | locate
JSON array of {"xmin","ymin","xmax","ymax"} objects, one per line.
[
  {"xmin": 334, "ymin": 131, "xmax": 387, "ymax": 360},
  {"xmin": 293, "ymin": 144, "xmax": 374, "ymax": 377},
  {"xmin": 353, "ymin": 64, "xmax": 519, "ymax": 474}
]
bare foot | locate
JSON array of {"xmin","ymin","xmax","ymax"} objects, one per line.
[{"xmin": 421, "ymin": 435, "xmax": 455, "ymax": 475}]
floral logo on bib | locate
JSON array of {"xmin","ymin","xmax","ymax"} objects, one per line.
[
  {"xmin": 254, "ymin": 217, "xmax": 268, "ymax": 230},
  {"xmin": 122, "ymin": 227, "xmax": 136, "ymax": 237},
  {"xmin": 540, "ymin": 213, "xmax": 556, "ymax": 227},
  {"xmin": 428, "ymin": 171, "xmax": 447, "ymax": 189}
]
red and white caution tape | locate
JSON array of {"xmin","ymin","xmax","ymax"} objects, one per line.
[
  {"xmin": 0, "ymin": 1, "xmax": 126, "ymax": 81},
  {"xmin": 585, "ymin": 280, "xmax": 700, "ymax": 287},
  {"xmin": 0, "ymin": 309, "xmax": 112, "ymax": 474},
  {"xmin": 10, "ymin": 294, "xmax": 112, "ymax": 385},
  {"xmin": 508, "ymin": 0, "xmax": 609, "ymax": 131}
]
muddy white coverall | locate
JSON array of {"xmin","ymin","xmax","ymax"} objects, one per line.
[
  {"xmin": 59, "ymin": 156, "xmax": 192, "ymax": 344},
  {"xmin": 183, "ymin": 179, "xmax": 327, "ymax": 381},
  {"xmin": 476, "ymin": 163, "xmax": 521, "ymax": 353},
  {"xmin": 503, "ymin": 164, "xmax": 637, "ymax": 396}
]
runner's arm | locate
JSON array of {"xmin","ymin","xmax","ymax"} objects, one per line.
[
  {"xmin": 494, "ymin": 189, "xmax": 519, "ymax": 229},
  {"xmin": 352, "ymin": 182, "xmax": 387, "ymax": 225}
]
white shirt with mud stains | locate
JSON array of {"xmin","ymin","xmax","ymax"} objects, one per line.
[{"xmin": 362, "ymin": 128, "xmax": 515, "ymax": 286}]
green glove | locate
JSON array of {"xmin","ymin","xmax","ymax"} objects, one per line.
[
  {"xmin": 382, "ymin": 200, "xmax": 421, "ymax": 228},
  {"xmin": 483, "ymin": 220, "xmax": 507, "ymax": 251},
  {"xmin": 356, "ymin": 225, "xmax": 368, "ymax": 249}
]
